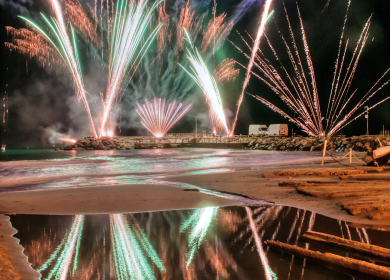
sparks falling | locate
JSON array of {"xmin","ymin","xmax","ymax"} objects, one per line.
[
  {"xmin": 180, "ymin": 30, "xmax": 229, "ymax": 134},
  {"xmin": 239, "ymin": 1, "xmax": 390, "ymax": 137},
  {"xmin": 100, "ymin": 0, "xmax": 163, "ymax": 137},
  {"xmin": 16, "ymin": 0, "xmax": 98, "ymax": 137},
  {"xmin": 136, "ymin": 97, "xmax": 192, "ymax": 138},
  {"xmin": 214, "ymin": 58, "xmax": 240, "ymax": 84},
  {"xmin": 231, "ymin": 0, "xmax": 273, "ymax": 135}
]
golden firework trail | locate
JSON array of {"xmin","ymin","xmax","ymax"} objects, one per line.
[
  {"xmin": 239, "ymin": 1, "xmax": 390, "ymax": 137},
  {"xmin": 8, "ymin": 0, "xmax": 98, "ymax": 137},
  {"xmin": 231, "ymin": 0, "xmax": 273, "ymax": 135},
  {"xmin": 136, "ymin": 97, "xmax": 193, "ymax": 138},
  {"xmin": 214, "ymin": 58, "xmax": 240, "ymax": 84},
  {"xmin": 180, "ymin": 29, "xmax": 229, "ymax": 134}
]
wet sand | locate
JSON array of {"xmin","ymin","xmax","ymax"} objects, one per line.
[{"xmin": 1, "ymin": 153, "xmax": 389, "ymax": 227}]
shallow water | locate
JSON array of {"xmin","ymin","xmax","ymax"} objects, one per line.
[
  {"xmin": 1, "ymin": 149, "xmax": 384, "ymax": 279},
  {"xmin": 0, "ymin": 148, "xmax": 323, "ymax": 192},
  {"xmin": 8, "ymin": 205, "xmax": 390, "ymax": 280}
]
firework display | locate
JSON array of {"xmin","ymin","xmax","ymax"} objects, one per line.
[
  {"xmin": 180, "ymin": 30, "xmax": 229, "ymax": 134},
  {"xmin": 231, "ymin": 0, "xmax": 274, "ymax": 135},
  {"xmin": 136, "ymin": 97, "xmax": 192, "ymax": 138},
  {"xmin": 238, "ymin": 1, "xmax": 390, "ymax": 137},
  {"xmin": 100, "ymin": 0, "xmax": 163, "ymax": 137}
]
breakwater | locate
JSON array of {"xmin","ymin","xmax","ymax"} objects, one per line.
[
  {"xmin": 248, "ymin": 135, "xmax": 389, "ymax": 152},
  {"xmin": 59, "ymin": 134, "xmax": 390, "ymax": 152}
]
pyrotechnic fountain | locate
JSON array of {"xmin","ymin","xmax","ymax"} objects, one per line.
[
  {"xmin": 231, "ymin": 0, "xmax": 274, "ymax": 135},
  {"xmin": 6, "ymin": 0, "xmax": 98, "ymax": 137},
  {"xmin": 236, "ymin": 0, "xmax": 390, "ymax": 137},
  {"xmin": 136, "ymin": 97, "xmax": 192, "ymax": 138},
  {"xmin": 100, "ymin": 0, "xmax": 163, "ymax": 138},
  {"xmin": 6, "ymin": 0, "xmax": 163, "ymax": 138},
  {"xmin": 180, "ymin": 30, "xmax": 230, "ymax": 135},
  {"xmin": 6, "ymin": 0, "xmax": 248, "ymax": 140}
]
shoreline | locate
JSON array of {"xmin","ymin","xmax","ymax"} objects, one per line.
[
  {"xmin": 1, "ymin": 155, "xmax": 390, "ymax": 228},
  {"xmin": 1, "ymin": 148, "xmax": 390, "ymax": 229}
]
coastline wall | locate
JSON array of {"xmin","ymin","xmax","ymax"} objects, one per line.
[{"xmin": 60, "ymin": 135, "xmax": 390, "ymax": 152}]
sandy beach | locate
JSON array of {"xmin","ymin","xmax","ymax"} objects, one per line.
[{"xmin": 1, "ymin": 150, "xmax": 389, "ymax": 227}]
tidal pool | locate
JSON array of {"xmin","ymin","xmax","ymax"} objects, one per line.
[{"xmin": 7, "ymin": 205, "xmax": 390, "ymax": 280}]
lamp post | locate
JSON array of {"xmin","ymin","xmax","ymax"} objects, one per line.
[
  {"xmin": 364, "ymin": 106, "xmax": 369, "ymax": 135},
  {"xmin": 195, "ymin": 116, "xmax": 198, "ymax": 140}
]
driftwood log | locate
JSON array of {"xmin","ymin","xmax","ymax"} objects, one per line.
[
  {"xmin": 266, "ymin": 240, "xmax": 390, "ymax": 280},
  {"xmin": 301, "ymin": 231, "xmax": 390, "ymax": 264}
]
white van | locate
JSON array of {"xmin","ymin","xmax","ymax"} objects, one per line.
[
  {"xmin": 249, "ymin": 125, "xmax": 268, "ymax": 136},
  {"xmin": 267, "ymin": 124, "xmax": 288, "ymax": 136}
]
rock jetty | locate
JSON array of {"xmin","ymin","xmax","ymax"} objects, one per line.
[
  {"xmin": 60, "ymin": 137, "xmax": 135, "ymax": 151},
  {"xmin": 248, "ymin": 135, "xmax": 390, "ymax": 152}
]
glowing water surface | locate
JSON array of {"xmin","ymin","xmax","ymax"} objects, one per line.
[
  {"xmin": 0, "ymin": 148, "xmax": 324, "ymax": 192},
  {"xmin": 8, "ymin": 205, "xmax": 390, "ymax": 280}
]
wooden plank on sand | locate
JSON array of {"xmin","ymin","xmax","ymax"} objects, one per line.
[
  {"xmin": 266, "ymin": 240, "xmax": 390, "ymax": 280},
  {"xmin": 301, "ymin": 231, "xmax": 390, "ymax": 261}
]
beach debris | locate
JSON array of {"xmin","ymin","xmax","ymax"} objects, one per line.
[
  {"xmin": 267, "ymin": 240, "xmax": 390, "ymax": 280},
  {"xmin": 301, "ymin": 231, "xmax": 390, "ymax": 263}
]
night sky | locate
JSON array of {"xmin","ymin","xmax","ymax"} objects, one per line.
[{"xmin": 1, "ymin": 0, "xmax": 390, "ymax": 148}]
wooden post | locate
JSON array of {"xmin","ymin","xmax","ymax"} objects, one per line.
[
  {"xmin": 321, "ymin": 139, "xmax": 328, "ymax": 166},
  {"xmin": 349, "ymin": 148, "xmax": 352, "ymax": 163}
]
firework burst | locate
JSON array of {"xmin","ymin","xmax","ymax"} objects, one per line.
[
  {"xmin": 214, "ymin": 58, "xmax": 240, "ymax": 84},
  {"xmin": 7, "ymin": 0, "xmax": 98, "ymax": 137},
  {"xmin": 238, "ymin": 1, "xmax": 390, "ymax": 137},
  {"xmin": 136, "ymin": 97, "xmax": 192, "ymax": 138},
  {"xmin": 231, "ymin": 0, "xmax": 274, "ymax": 135},
  {"xmin": 180, "ymin": 30, "xmax": 229, "ymax": 134},
  {"xmin": 100, "ymin": 0, "xmax": 163, "ymax": 137}
]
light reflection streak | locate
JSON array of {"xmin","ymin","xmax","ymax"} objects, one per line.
[
  {"xmin": 245, "ymin": 206, "xmax": 273, "ymax": 280},
  {"xmin": 110, "ymin": 214, "xmax": 166, "ymax": 280},
  {"xmin": 38, "ymin": 215, "xmax": 84, "ymax": 280},
  {"xmin": 180, "ymin": 207, "xmax": 218, "ymax": 267}
]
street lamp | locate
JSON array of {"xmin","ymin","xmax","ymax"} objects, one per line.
[
  {"xmin": 364, "ymin": 106, "xmax": 369, "ymax": 135},
  {"xmin": 194, "ymin": 116, "xmax": 198, "ymax": 138}
]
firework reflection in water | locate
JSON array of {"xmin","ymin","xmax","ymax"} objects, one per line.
[
  {"xmin": 110, "ymin": 214, "xmax": 166, "ymax": 279},
  {"xmin": 136, "ymin": 97, "xmax": 192, "ymax": 138},
  {"xmin": 38, "ymin": 215, "xmax": 84, "ymax": 280},
  {"xmin": 238, "ymin": 0, "xmax": 390, "ymax": 137}
]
